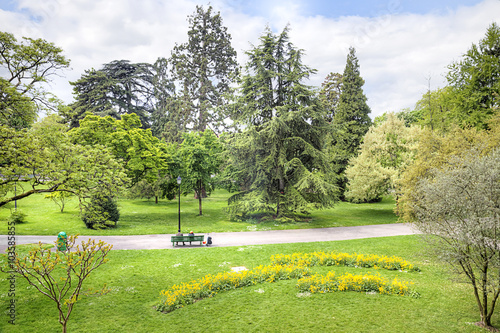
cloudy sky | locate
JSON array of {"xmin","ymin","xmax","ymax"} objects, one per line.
[{"xmin": 1, "ymin": 0, "xmax": 499, "ymax": 118}]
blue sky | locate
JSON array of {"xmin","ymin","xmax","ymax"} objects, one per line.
[
  {"xmin": 224, "ymin": 0, "xmax": 484, "ymax": 18},
  {"xmin": 0, "ymin": 0, "xmax": 498, "ymax": 117}
]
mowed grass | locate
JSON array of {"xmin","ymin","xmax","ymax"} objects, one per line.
[
  {"xmin": 1, "ymin": 235, "xmax": 496, "ymax": 332},
  {"xmin": 0, "ymin": 190, "xmax": 399, "ymax": 235}
]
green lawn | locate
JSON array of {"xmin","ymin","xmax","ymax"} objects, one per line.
[
  {"xmin": 0, "ymin": 190, "xmax": 399, "ymax": 235},
  {"xmin": 1, "ymin": 235, "xmax": 496, "ymax": 332}
]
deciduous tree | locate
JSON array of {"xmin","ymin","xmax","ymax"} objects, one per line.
[
  {"xmin": 1, "ymin": 236, "xmax": 112, "ymax": 333},
  {"xmin": 0, "ymin": 116, "xmax": 128, "ymax": 209},
  {"xmin": 345, "ymin": 113, "xmax": 421, "ymax": 203},
  {"xmin": 69, "ymin": 113, "xmax": 170, "ymax": 186},
  {"xmin": 177, "ymin": 129, "xmax": 223, "ymax": 215},
  {"xmin": 397, "ymin": 113, "xmax": 500, "ymax": 221},
  {"xmin": 0, "ymin": 31, "xmax": 70, "ymax": 129},
  {"xmin": 412, "ymin": 148, "xmax": 500, "ymax": 330}
]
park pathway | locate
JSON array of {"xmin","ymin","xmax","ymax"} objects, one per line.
[{"xmin": 0, "ymin": 223, "xmax": 419, "ymax": 252}]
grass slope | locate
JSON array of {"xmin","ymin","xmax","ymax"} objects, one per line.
[
  {"xmin": 1, "ymin": 236, "xmax": 497, "ymax": 332},
  {"xmin": 0, "ymin": 190, "xmax": 398, "ymax": 235}
]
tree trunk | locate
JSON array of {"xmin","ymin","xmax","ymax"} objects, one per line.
[
  {"xmin": 155, "ymin": 196, "xmax": 158, "ymax": 204},
  {"xmin": 197, "ymin": 180, "xmax": 203, "ymax": 216},
  {"xmin": 276, "ymin": 173, "xmax": 285, "ymax": 217},
  {"xmin": 198, "ymin": 194, "xmax": 202, "ymax": 216}
]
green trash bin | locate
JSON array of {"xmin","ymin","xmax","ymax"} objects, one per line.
[{"xmin": 57, "ymin": 232, "xmax": 67, "ymax": 251}]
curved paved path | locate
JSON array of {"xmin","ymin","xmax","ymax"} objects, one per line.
[{"xmin": 1, "ymin": 223, "xmax": 419, "ymax": 252}]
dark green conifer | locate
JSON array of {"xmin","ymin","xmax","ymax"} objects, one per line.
[{"xmin": 330, "ymin": 47, "xmax": 372, "ymax": 197}]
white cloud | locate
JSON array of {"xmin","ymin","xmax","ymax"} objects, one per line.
[{"xmin": 0, "ymin": 0, "xmax": 499, "ymax": 118}]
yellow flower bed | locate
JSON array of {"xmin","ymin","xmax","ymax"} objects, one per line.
[
  {"xmin": 157, "ymin": 251, "xmax": 420, "ymax": 313},
  {"xmin": 157, "ymin": 264, "xmax": 310, "ymax": 313},
  {"xmin": 297, "ymin": 271, "xmax": 419, "ymax": 297},
  {"xmin": 271, "ymin": 251, "xmax": 420, "ymax": 272}
]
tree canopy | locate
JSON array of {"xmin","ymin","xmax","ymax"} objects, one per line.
[
  {"xmin": 63, "ymin": 60, "xmax": 157, "ymax": 128},
  {"xmin": 225, "ymin": 27, "xmax": 337, "ymax": 220},
  {"xmin": 446, "ymin": 22, "xmax": 500, "ymax": 129},
  {"xmin": 169, "ymin": 5, "xmax": 238, "ymax": 135},
  {"xmin": 412, "ymin": 148, "xmax": 500, "ymax": 329},
  {"xmin": 329, "ymin": 47, "xmax": 372, "ymax": 197},
  {"xmin": 68, "ymin": 113, "xmax": 170, "ymax": 186},
  {"xmin": 177, "ymin": 129, "xmax": 223, "ymax": 215},
  {"xmin": 0, "ymin": 31, "xmax": 69, "ymax": 129},
  {"xmin": 396, "ymin": 114, "xmax": 500, "ymax": 221},
  {"xmin": 345, "ymin": 113, "xmax": 421, "ymax": 203},
  {"xmin": 319, "ymin": 72, "xmax": 343, "ymax": 123},
  {"xmin": 0, "ymin": 116, "xmax": 127, "ymax": 209}
]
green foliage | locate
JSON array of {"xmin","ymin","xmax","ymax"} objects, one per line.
[
  {"xmin": 128, "ymin": 179, "xmax": 156, "ymax": 200},
  {"xmin": 446, "ymin": 22, "xmax": 500, "ymax": 129},
  {"xmin": 82, "ymin": 194, "xmax": 120, "ymax": 229},
  {"xmin": 69, "ymin": 113, "xmax": 170, "ymax": 186},
  {"xmin": 396, "ymin": 114, "xmax": 500, "ymax": 221},
  {"xmin": 226, "ymin": 26, "xmax": 338, "ymax": 220},
  {"xmin": 412, "ymin": 87, "xmax": 454, "ymax": 131},
  {"xmin": 412, "ymin": 148, "xmax": 500, "ymax": 329},
  {"xmin": 329, "ymin": 47, "xmax": 372, "ymax": 197},
  {"xmin": 63, "ymin": 60, "xmax": 162, "ymax": 128},
  {"xmin": 7, "ymin": 209, "xmax": 27, "ymax": 224},
  {"xmin": 345, "ymin": 113, "xmax": 421, "ymax": 203},
  {"xmin": 169, "ymin": 5, "xmax": 238, "ymax": 133},
  {"xmin": 319, "ymin": 72, "xmax": 343, "ymax": 122},
  {"xmin": 0, "ymin": 116, "xmax": 128, "ymax": 209},
  {"xmin": 0, "ymin": 31, "xmax": 69, "ymax": 129},
  {"xmin": 44, "ymin": 191, "xmax": 73, "ymax": 213},
  {"xmin": 177, "ymin": 129, "xmax": 223, "ymax": 215},
  {"xmin": 150, "ymin": 57, "xmax": 178, "ymax": 141}
]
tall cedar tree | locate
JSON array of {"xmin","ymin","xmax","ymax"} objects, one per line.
[
  {"xmin": 330, "ymin": 47, "xmax": 371, "ymax": 197},
  {"xmin": 226, "ymin": 27, "xmax": 338, "ymax": 220},
  {"xmin": 65, "ymin": 60, "xmax": 156, "ymax": 128},
  {"xmin": 169, "ymin": 5, "xmax": 238, "ymax": 135}
]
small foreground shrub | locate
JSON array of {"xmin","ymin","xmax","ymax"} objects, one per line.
[{"xmin": 8, "ymin": 209, "xmax": 27, "ymax": 224}]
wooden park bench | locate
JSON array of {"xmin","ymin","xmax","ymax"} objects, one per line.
[{"xmin": 171, "ymin": 235, "xmax": 205, "ymax": 247}]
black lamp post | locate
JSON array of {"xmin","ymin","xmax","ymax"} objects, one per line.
[{"xmin": 177, "ymin": 176, "xmax": 182, "ymax": 234}]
